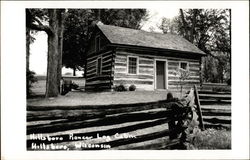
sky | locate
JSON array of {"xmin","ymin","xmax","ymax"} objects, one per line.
[{"xmin": 29, "ymin": 8, "xmax": 179, "ymax": 76}]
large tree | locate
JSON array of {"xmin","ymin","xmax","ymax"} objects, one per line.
[{"xmin": 26, "ymin": 9, "xmax": 65, "ymax": 97}]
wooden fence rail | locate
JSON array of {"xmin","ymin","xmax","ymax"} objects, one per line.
[{"xmin": 198, "ymin": 87, "xmax": 231, "ymax": 129}]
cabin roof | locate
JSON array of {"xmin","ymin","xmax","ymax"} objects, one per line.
[{"xmin": 97, "ymin": 24, "xmax": 206, "ymax": 55}]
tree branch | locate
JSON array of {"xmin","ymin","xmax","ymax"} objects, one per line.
[
  {"xmin": 33, "ymin": 16, "xmax": 45, "ymax": 26},
  {"xmin": 28, "ymin": 23, "xmax": 53, "ymax": 35}
]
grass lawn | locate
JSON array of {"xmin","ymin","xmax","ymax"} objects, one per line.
[
  {"xmin": 28, "ymin": 79, "xmax": 172, "ymax": 106},
  {"xmin": 28, "ymin": 90, "xmax": 169, "ymax": 107}
]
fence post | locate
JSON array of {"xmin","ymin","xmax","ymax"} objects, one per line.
[
  {"xmin": 168, "ymin": 120, "xmax": 178, "ymax": 140},
  {"xmin": 194, "ymin": 85, "xmax": 205, "ymax": 130}
]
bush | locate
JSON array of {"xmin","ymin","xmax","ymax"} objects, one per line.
[
  {"xmin": 114, "ymin": 84, "xmax": 127, "ymax": 92},
  {"xmin": 129, "ymin": 84, "xmax": 136, "ymax": 91},
  {"xmin": 26, "ymin": 70, "xmax": 37, "ymax": 96},
  {"xmin": 188, "ymin": 128, "xmax": 231, "ymax": 149}
]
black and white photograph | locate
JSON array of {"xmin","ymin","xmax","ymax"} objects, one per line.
[
  {"xmin": 26, "ymin": 8, "xmax": 232, "ymax": 151},
  {"xmin": 1, "ymin": 1, "xmax": 249, "ymax": 159}
]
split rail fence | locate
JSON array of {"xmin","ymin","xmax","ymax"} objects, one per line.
[{"xmin": 27, "ymin": 86, "xmax": 231, "ymax": 150}]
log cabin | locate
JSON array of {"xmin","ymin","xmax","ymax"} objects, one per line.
[{"xmin": 85, "ymin": 23, "xmax": 206, "ymax": 92}]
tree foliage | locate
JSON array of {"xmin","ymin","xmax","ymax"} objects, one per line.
[
  {"xmin": 158, "ymin": 17, "xmax": 179, "ymax": 34},
  {"xmin": 63, "ymin": 9, "xmax": 148, "ymax": 76},
  {"xmin": 158, "ymin": 9, "xmax": 231, "ymax": 83}
]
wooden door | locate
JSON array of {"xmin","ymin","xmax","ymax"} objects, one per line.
[{"xmin": 156, "ymin": 61, "xmax": 166, "ymax": 89}]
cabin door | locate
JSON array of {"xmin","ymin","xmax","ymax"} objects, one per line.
[{"xmin": 156, "ymin": 61, "xmax": 166, "ymax": 89}]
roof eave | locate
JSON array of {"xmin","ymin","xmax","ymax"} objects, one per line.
[{"xmin": 109, "ymin": 43, "xmax": 206, "ymax": 56}]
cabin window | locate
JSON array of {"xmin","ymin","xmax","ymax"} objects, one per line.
[
  {"xmin": 95, "ymin": 35, "xmax": 100, "ymax": 52},
  {"xmin": 128, "ymin": 56, "xmax": 138, "ymax": 74},
  {"xmin": 179, "ymin": 62, "xmax": 189, "ymax": 71},
  {"xmin": 96, "ymin": 57, "xmax": 102, "ymax": 75}
]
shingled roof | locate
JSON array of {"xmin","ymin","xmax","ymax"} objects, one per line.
[{"xmin": 97, "ymin": 24, "xmax": 206, "ymax": 55}]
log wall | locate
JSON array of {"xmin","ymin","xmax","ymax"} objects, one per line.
[
  {"xmin": 113, "ymin": 51, "xmax": 155, "ymax": 90},
  {"xmin": 85, "ymin": 50, "xmax": 114, "ymax": 91},
  {"xmin": 113, "ymin": 49, "xmax": 202, "ymax": 92},
  {"xmin": 87, "ymin": 31, "xmax": 109, "ymax": 56},
  {"xmin": 167, "ymin": 58, "xmax": 201, "ymax": 92}
]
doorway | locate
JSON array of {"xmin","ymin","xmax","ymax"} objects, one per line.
[{"xmin": 156, "ymin": 60, "xmax": 167, "ymax": 89}]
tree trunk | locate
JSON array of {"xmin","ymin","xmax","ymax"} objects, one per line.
[
  {"xmin": 190, "ymin": 9, "xmax": 198, "ymax": 43},
  {"xmin": 46, "ymin": 10, "xmax": 60, "ymax": 97},
  {"xmin": 26, "ymin": 28, "xmax": 30, "ymax": 72},
  {"xmin": 57, "ymin": 9, "xmax": 65, "ymax": 93},
  {"xmin": 229, "ymin": 9, "xmax": 231, "ymax": 84},
  {"xmin": 73, "ymin": 67, "xmax": 76, "ymax": 76},
  {"xmin": 180, "ymin": 9, "xmax": 189, "ymax": 41}
]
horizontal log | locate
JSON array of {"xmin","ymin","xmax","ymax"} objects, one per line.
[
  {"xmin": 27, "ymin": 107, "xmax": 166, "ymax": 122},
  {"xmin": 102, "ymin": 52, "xmax": 113, "ymax": 59},
  {"xmin": 87, "ymin": 58, "xmax": 96, "ymax": 65},
  {"xmin": 189, "ymin": 63, "xmax": 201, "ymax": 68},
  {"xmin": 168, "ymin": 76, "xmax": 200, "ymax": 81},
  {"xmin": 198, "ymin": 91, "xmax": 231, "ymax": 95},
  {"xmin": 168, "ymin": 81, "xmax": 200, "ymax": 85},
  {"xmin": 189, "ymin": 71, "xmax": 200, "ymax": 77},
  {"xmin": 139, "ymin": 59, "xmax": 154, "ymax": 65},
  {"xmin": 114, "ymin": 73, "xmax": 154, "ymax": 80},
  {"xmin": 114, "ymin": 62, "xmax": 127, "ymax": 67},
  {"xmin": 114, "ymin": 80, "xmax": 153, "ymax": 85},
  {"xmin": 116, "ymin": 52, "xmax": 128, "ymax": 58},
  {"xmin": 87, "ymin": 55, "xmax": 98, "ymax": 62},
  {"xmin": 27, "ymin": 118, "xmax": 169, "ymax": 148},
  {"xmin": 86, "ymin": 72, "xmax": 96, "ymax": 78},
  {"xmin": 199, "ymin": 94, "xmax": 231, "ymax": 100},
  {"xmin": 27, "ymin": 99, "xmax": 171, "ymax": 111},
  {"xmin": 102, "ymin": 59, "xmax": 112, "ymax": 66},
  {"xmin": 86, "ymin": 75, "xmax": 111, "ymax": 82},
  {"xmin": 202, "ymin": 111, "xmax": 231, "ymax": 117},
  {"xmin": 115, "ymin": 57, "xmax": 126, "ymax": 63},
  {"xmin": 115, "ymin": 67, "xmax": 126, "ymax": 73},
  {"xmin": 86, "ymin": 65, "xmax": 97, "ymax": 72},
  {"xmin": 202, "ymin": 115, "xmax": 231, "ymax": 121},
  {"xmin": 168, "ymin": 66, "xmax": 178, "ymax": 70},
  {"xmin": 139, "ymin": 65, "xmax": 154, "ymax": 69},
  {"xmin": 204, "ymin": 123, "xmax": 231, "ymax": 130},
  {"xmin": 27, "ymin": 110, "xmax": 170, "ymax": 134},
  {"xmin": 86, "ymin": 68, "xmax": 96, "ymax": 74},
  {"xmin": 167, "ymin": 59, "xmax": 199, "ymax": 63},
  {"xmin": 200, "ymin": 100, "xmax": 231, "ymax": 105},
  {"xmin": 111, "ymin": 136, "xmax": 180, "ymax": 150},
  {"xmin": 189, "ymin": 68, "xmax": 200, "ymax": 72},
  {"xmin": 168, "ymin": 62, "xmax": 179, "ymax": 66},
  {"xmin": 203, "ymin": 117, "xmax": 231, "ymax": 124},
  {"xmin": 139, "ymin": 69, "xmax": 154, "ymax": 74}
]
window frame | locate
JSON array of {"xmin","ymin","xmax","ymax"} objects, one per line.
[
  {"xmin": 96, "ymin": 56, "xmax": 102, "ymax": 76},
  {"xmin": 179, "ymin": 61, "xmax": 189, "ymax": 71},
  {"xmin": 127, "ymin": 56, "xmax": 139, "ymax": 75},
  {"xmin": 95, "ymin": 35, "xmax": 101, "ymax": 52}
]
